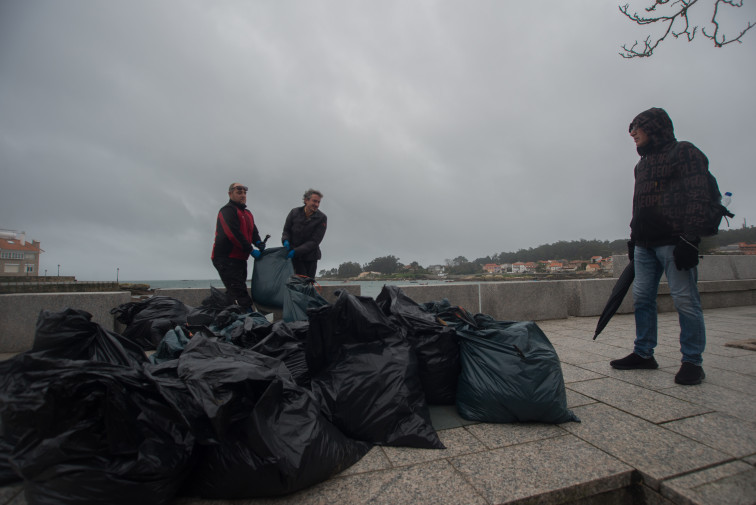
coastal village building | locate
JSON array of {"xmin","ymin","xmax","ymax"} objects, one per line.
[
  {"xmin": 482, "ymin": 263, "xmax": 501, "ymax": 274},
  {"xmin": 427, "ymin": 265, "xmax": 446, "ymax": 276},
  {"xmin": 0, "ymin": 230, "xmax": 42, "ymax": 276},
  {"xmin": 740, "ymin": 243, "xmax": 756, "ymax": 255},
  {"xmin": 718, "ymin": 243, "xmax": 756, "ymax": 255}
]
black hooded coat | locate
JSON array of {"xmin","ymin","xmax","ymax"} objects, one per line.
[{"xmin": 629, "ymin": 107, "xmax": 712, "ymax": 245}]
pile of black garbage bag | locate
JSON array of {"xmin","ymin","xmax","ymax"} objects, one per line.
[{"xmin": 0, "ymin": 283, "xmax": 577, "ymax": 504}]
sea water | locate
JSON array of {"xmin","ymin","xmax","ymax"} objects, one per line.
[{"xmin": 126, "ymin": 278, "xmax": 455, "ymax": 299}]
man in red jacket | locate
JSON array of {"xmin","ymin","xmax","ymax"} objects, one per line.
[{"xmin": 211, "ymin": 182, "xmax": 265, "ymax": 309}]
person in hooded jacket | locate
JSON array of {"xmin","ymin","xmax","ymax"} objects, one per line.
[
  {"xmin": 211, "ymin": 182, "xmax": 266, "ymax": 310},
  {"xmin": 610, "ymin": 107, "xmax": 708, "ymax": 385},
  {"xmin": 282, "ymin": 189, "xmax": 327, "ymax": 279}
]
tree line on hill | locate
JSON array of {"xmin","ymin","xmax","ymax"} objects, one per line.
[{"xmin": 319, "ymin": 227, "xmax": 756, "ymax": 278}]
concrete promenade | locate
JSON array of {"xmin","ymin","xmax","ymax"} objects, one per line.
[{"xmin": 2, "ymin": 305, "xmax": 754, "ymax": 505}]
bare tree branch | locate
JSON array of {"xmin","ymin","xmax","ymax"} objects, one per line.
[
  {"xmin": 619, "ymin": 0, "xmax": 754, "ymax": 57},
  {"xmin": 702, "ymin": 0, "xmax": 756, "ymax": 47}
]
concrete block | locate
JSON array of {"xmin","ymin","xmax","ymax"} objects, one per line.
[
  {"xmin": 571, "ymin": 278, "xmax": 635, "ymax": 317},
  {"xmin": 399, "ymin": 283, "xmax": 481, "ymax": 313},
  {"xmin": 479, "ymin": 281, "xmax": 571, "ymax": 321},
  {"xmin": 0, "ymin": 292, "xmax": 132, "ymax": 353}
]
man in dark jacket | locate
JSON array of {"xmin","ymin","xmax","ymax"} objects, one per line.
[
  {"xmin": 282, "ymin": 189, "xmax": 327, "ymax": 279},
  {"xmin": 211, "ymin": 182, "xmax": 266, "ymax": 309},
  {"xmin": 610, "ymin": 107, "xmax": 708, "ymax": 385}
]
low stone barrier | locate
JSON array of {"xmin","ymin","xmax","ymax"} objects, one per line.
[
  {"xmin": 0, "ymin": 292, "xmax": 132, "ymax": 354},
  {"xmin": 1, "ymin": 255, "xmax": 754, "ymax": 354}
]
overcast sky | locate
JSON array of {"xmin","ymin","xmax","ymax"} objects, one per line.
[{"xmin": 1, "ymin": 1, "xmax": 754, "ymax": 281}]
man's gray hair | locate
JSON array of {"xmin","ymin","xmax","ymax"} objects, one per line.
[{"xmin": 303, "ymin": 188, "xmax": 323, "ymax": 202}]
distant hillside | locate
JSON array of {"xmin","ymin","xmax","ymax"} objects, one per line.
[
  {"xmin": 477, "ymin": 227, "xmax": 756, "ymax": 264},
  {"xmin": 701, "ymin": 226, "xmax": 756, "ymax": 252},
  {"xmin": 477, "ymin": 239, "xmax": 628, "ymax": 265}
]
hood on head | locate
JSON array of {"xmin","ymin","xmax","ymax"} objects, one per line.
[{"xmin": 629, "ymin": 107, "xmax": 676, "ymax": 154}]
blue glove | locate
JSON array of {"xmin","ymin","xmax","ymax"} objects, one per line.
[
  {"xmin": 287, "ymin": 249, "xmax": 295, "ymax": 259},
  {"xmin": 283, "ymin": 240, "xmax": 291, "ymax": 250},
  {"xmin": 255, "ymin": 240, "xmax": 266, "ymax": 251},
  {"xmin": 251, "ymin": 249, "xmax": 261, "ymax": 259}
]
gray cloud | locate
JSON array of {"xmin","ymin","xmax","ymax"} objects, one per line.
[{"xmin": 1, "ymin": 0, "xmax": 754, "ymax": 280}]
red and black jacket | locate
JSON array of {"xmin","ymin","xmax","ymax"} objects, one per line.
[{"xmin": 211, "ymin": 200, "xmax": 262, "ymax": 261}]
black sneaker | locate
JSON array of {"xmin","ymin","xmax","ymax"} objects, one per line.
[
  {"xmin": 675, "ymin": 362, "xmax": 705, "ymax": 385},
  {"xmin": 610, "ymin": 352, "xmax": 659, "ymax": 370}
]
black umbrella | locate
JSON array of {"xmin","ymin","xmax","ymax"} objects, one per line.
[{"xmin": 593, "ymin": 262, "xmax": 635, "ymax": 340}]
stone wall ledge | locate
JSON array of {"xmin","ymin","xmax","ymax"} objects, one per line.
[{"xmin": 1, "ymin": 254, "xmax": 755, "ymax": 354}]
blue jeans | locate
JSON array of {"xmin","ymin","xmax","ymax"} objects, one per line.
[{"xmin": 632, "ymin": 245, "xmax": 706, "ymax": 365}]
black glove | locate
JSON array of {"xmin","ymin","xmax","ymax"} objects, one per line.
[
  {"xmin": 627, "ymin": 240, "xmax": 635, "ymax": 262},
  {"xmin": 673, "ymin": 237, "xmax": 700, "ymax": 271}
]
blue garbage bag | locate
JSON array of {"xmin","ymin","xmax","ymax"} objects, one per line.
[
  {"xmin": 282, "ymin": 275, "xmax": 329, "ymax": 322},
  {"xmin": 250, "ymin": 247, "xmax": 294, "ymax": 308},
  {"xmin": 455, "ymin": 314, "xmax": 580, "ymax": 424}
]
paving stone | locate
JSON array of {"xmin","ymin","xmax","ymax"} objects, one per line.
[
  {"xmin": 465, "ymin": 422, "xmax": 567, "ymax": 450},
  {"xmin": 566, "ymin": 389, "xmax": 596, "ymax": 409},
  {"xmin": 562, "ymin": 403, "xmax": 731, "ymax": 490},
  {"xmin": 428, "ymin": 404, "xmax": 478, "ymax": 431},
  {"xmin": 560, "ymin": 362, "xmax": 604, "ymax": 383},
  {"xmin": 0, "ymin": 485, "xmax": 23, "ymax": 505},
  {"xmin": 693, "ymin": 366, "xmax": 756, "ymax": 393},
  {"xmin": 380, "ymin": 427, "xmax": 486, "ymax": 467},
  {"xmin": 661, "ymin": 461, "xmax": 756, "ymax": 505},
  {"xmin": 567, "ymin": 377, "xmax": 711, "ymax": 423},
  {"xmin": 702, "ymin": 353, "xmax": 756, "ymax": 376},
  {"xmin": 554, "ymin": 346, "xmax": 610, "ymax": 365},
  {"xmin": 660, "ymin": 380, "xmax": 756, "ymax": 424},
  {"xmin": 577, "ymin": 360, "xmax": 680, "ymax": 390},
  {"xmin": 662, "ymin": 412, "xmax": 756, "ymax": 458},
  {"xmin": 338, "ymin": 445, "xmax": 392, "ymax": 476},
  {"xmin": 450, "ymin": 434, "xmax": 633, "ymax": 505},
  {"xmin": 174, "ymin": 460, "xmax": 488, "ymax": 505}
]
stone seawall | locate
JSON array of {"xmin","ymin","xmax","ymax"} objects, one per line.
[{"xmin": 1, "ymin": 255, "xmax": 755, "ymax": 354}]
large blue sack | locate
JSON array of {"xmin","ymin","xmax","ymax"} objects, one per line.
[
  {"xmin": 250, "ymin": 247, "xmax": 294, "ymax": 308},
  {"xmin": 282, "ymin": 275, "xmax": 329, "ymax": 322},
  {"xmin": 455, "ymin": 314, "xmax": 579, "ymax": 424}
]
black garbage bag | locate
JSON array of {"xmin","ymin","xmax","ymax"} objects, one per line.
[
  {"xmin": 282, "ymin": 275, "xmax": 329, "ymax": 322},
  {"xmin": 176, "ymin": 335, "xmax": 370, "ymax": 499},
  {"xmin": 421, "ymin": 298, "xmax": 478, "ymax": 328},
  {"xmin": 0, "ymin": 421, "xmax": 18, "ymax": 486},
  {"xmin": 33, "ymin": 307, "xmax": 148, "ymax": 367},
  {"xmin": 0, "ymin": 354, "xmax": 195, "ymax": 505},
  {"xmin": 216, "ymin": 310, "xmax": 272, "ymax": 346},
  {"xmin": 150, "ymin": 325, "xmax": 191, "ymax": 364},
  {"xmin": 307, "ymin": 291, "xmax": 443, "ymax": 449},
  {"xmin": 455, "ymin": 314, "xmax": 580, "ymax": 424},
  {"xmin": 245, "ymin": 320, "xmax": 311, "ymax": 387},
  {"xmin": 111, "ymin": 296, "xmax": 193, "ymax": 350},
  {"xmin": 250, "ymin": 247, "xmax": 294, "ymax": 308},
  {"xmin": 0, "ymin": 308, "xmax": 151, "ymax": 487},
  {"xmin": 186, "ymin": 286, "xmax": 230, "ymax": 326},
  {"xmin": 376, "ymin": 285, "xmax": 460, "ymax": 405}
]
